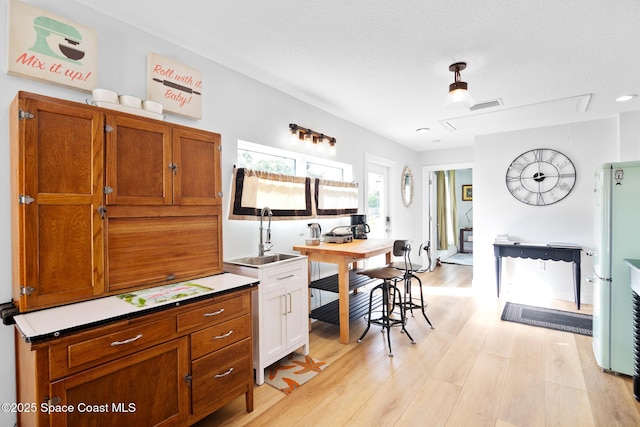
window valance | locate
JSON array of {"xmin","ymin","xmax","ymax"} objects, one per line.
[
  {"xmin": 229, "ymin": 168, "xmax": 358, "ymax": 220},
  {"xmin": 315, "ymin": 178, "xmax": 359, "ymax": 217}
]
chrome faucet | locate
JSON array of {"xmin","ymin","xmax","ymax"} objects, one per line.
[{"xmin": 259, "ymin": 207, "xmax": 273, "ymax": 256}]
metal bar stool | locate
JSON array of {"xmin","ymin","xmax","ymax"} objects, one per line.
[
  {"xmin": 388, "ymin": 241, "xmax": 434, "ymax": 329},
  {"xmin": 357, "ymin": 265, "xmax": 415, "ymax": 357}
]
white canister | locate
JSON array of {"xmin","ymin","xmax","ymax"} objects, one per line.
[{"xmin": 118, "ymin": 95, "xmax": 142, "ymax": 109}]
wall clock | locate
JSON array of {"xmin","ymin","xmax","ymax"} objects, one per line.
[{"xmin": 505, "ymin": 148, "xmax": 576, "ymax": 206}]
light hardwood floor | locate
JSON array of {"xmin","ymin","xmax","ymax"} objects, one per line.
[{"xmin": 195, "ymin": 263, "xmax": 640, "ymax": 426}]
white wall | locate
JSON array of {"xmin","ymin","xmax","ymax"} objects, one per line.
[
  {"xmin": 472, "ymin": 119, "xmax": 619, "ymax": 304},
  {"xmin": 0, "ymin": 1, "xmax": 422, "ymax": 424},
  {"xmin": 620, "ymin": 110, "xmax": 640, "ymax": 160}
]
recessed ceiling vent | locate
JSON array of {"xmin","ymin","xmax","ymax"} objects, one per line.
[
  {"xmin": 470, "ymin": 98, "xmax": 503, "ymax": 111},
  {"xmin": 439, "ymin": 94, "xmax": 592, "ymax": 133}
]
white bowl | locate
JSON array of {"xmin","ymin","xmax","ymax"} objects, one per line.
[
  {"xmin": 118, "ymin": 95, "xmax": 142, "ymax": 109},
  {"xmin": 92, "ymin": 88, "xmax": 118, "ymax": 104},
  {"xmin": 142, "ymin": 100, "xmax": 163, "ymax": 114}
]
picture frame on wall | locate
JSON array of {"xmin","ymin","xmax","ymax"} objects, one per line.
[
  {"xmin": 462, "ymin": 184, "xmax": 473, "ymax": 201},
  {"xmin": 7, "ymin": 0, "xmax": 98, "ymax": 91},
  {"xmin": 147, "ymin": 53, "xmax": 203, "ymax": 119}
]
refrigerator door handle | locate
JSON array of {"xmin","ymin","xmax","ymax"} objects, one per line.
[{"xmin": 593, "ymin": 270, "xmax": 612, "ymax": 282}]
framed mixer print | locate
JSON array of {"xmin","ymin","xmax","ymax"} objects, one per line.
[{"xmin": 7, "ymin": 0, "xmax": 98, "ymax": 91}]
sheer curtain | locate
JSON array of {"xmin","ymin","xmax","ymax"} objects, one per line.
[{"xmin": 436, "ymin": 170, "xmax": 458, "ymax": 251}]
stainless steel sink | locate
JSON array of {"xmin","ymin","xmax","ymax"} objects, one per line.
[{"xmin": 226, "ymin": 253, "xmax": 301, "ymax": 267}]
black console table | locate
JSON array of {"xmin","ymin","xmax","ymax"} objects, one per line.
[{"xmin": 493, "ymin": 243, "xmax": 583, "ymax": 309}]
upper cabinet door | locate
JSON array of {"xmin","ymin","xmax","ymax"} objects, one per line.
[
  {"xmin": 172, "ymin": 128, "xmax": 222, "ymax": 206},
  {"xmin": 105, "ymin": 115, "xmax": 172, "ymax": 205},
  {"xmin": 14, "ymin": 96, "xmax": 105, "ymax": 311}
]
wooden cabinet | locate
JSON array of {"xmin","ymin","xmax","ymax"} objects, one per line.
[
  {"xmin": 224, "ymin": 258, "xmax": 309, "ymax": 385},
  {"xmin": 10, "ymin": 92, "xmax": 224, "ymax": 311},
  {"xmin": 10, "ymin": 91, "xmax": 242, "ymax": 425},
  {"xmin": 10, "ymin": 94, "xmax": 105, "ymax": 312},
  {"xmin": 50, "ymin": 338, "xmax": 190, "ymax": 427},
  {"xmin": 15, "ymin": 286, "xmax": 254, "ymax": 427},
  {"xmin": 104, "ymin": 116, "xmax": 222, "ymax": 206}
]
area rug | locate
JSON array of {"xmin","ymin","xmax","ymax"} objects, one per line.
[
  {"xmin": 264, "ymin": 353, "xmax": 329, "ymax": 394},
  {"xmin": 441, "ymin": 252, "xmax": 473, "ymax": 266},
  {"xmin": 501, "ymin": 302, "xmax": 592, "ymax": 336}
]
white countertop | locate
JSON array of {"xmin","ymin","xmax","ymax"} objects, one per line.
[
  {"xmin": 13, "ymin": 273, "xmax": 257, "ymax": 342},
  {"xmin": 626, "ymin": 259, "xmax": 640, "ymax": 295}
]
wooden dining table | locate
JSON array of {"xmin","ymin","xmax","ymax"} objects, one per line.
[{"xmin": 292, "ymin": 238, "xmax": 394, "ymax": 344}]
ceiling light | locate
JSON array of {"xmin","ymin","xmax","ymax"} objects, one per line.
[
  {"xmin": 616, "ymin": 94, "xmax": 638, "ymax": 102},
  {"xmin": 443, "ymin": 62, "xmax": 475, "ymax": 111}
]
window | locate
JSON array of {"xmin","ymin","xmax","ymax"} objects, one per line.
[
  {"xmin": 237, "ymin": 148, "xmax": 295, "ymax": 175},
  {"xmin": 237, "ymin": 140, "xmax": 352, "ymax": 181},
  {"xmin": 230, "ymin": 141, "xmax": 356, "ymax": 220},
  {"xmin": 307, "ymin": 162, "xmax": 344, "ymax": 180}
]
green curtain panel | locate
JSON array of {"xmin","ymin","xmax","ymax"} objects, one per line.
[
  {"xmin": 436, "ymin": 171, "xmax": 447, "ymax": 250},
  {"xmin": 436, "ymin": 170, "xmax": 459, "ymax": 251},
  {"xmin": 448, "ymin": 170, "xmax": 458, "ymax": 247}
]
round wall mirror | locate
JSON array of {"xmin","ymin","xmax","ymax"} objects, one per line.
[{"xmin": 401, "ymin": 166, "xmax": 414, "ymax": 207}]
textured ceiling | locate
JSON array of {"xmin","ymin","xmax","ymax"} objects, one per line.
[{"xmin": 73, "ymin": 0, "xmax": 640, "ymax": 151}]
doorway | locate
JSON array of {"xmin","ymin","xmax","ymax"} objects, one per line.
[
  {"xmin": 423, "ymin": 164, "xmax": 473, "ymax": 270},
  {"xmin": 366, "ymin": 162, "xmax": 389, "ymax": 239}
]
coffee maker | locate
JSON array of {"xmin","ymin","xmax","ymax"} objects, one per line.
[{"xmin": 350, "ymin": 214, "xmax": 370, "ymax": 239}]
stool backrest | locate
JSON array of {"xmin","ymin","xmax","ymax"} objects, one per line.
[{"xmin": 393, "ymin": 240, "xmax": 411, "ymax": 258}]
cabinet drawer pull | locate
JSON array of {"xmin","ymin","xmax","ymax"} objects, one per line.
[
  {"xmin": 214, "ymin": 367, "xmax": 234, "ymax": 378},
  {"xmin": 203, "ymin": 308, "xmax": 224, "ymax": 317},
  {"xmin": 277, "ymin": 274, "xmax": 294, "ymax": 280},
  {"xmin": 212, "ymin": 330, "xmax": 234, "ymax": 340},
  {"xmin": 110, "ymin": 334, "xmax": 143, "ymax": 347}
]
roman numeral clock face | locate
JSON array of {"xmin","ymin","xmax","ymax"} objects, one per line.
[{"xmin": 505, "ymin": 148, "xmax": 576, "ymax": 206}]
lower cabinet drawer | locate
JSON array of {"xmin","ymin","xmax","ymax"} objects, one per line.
[
  {"xmin": 190, "ymin": 314, "xmax": 251, "ymax": 359},
  {"xmin": 49, "ymin": 317, "xmax": 175, "ymax": 379},
  {"xmin": 177, "ymin": 292, "xmax": 250, "ymax": 332},
  {"xmin": 191, "ymin": 338, "xmax": 251, "ymax": 415}
]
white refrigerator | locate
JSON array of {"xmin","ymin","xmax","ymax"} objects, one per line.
[{"xmin": 592, "ymin": 162, "xmax": 640, "ymax": 376}]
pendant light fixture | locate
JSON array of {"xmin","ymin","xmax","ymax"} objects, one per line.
[{"xmin": 443, "ymin": 62, "xmax": 475, "ymax": 111}]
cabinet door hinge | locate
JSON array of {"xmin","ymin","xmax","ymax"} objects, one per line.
[
  {"xmin": 218, "ymin": 191, "xmax": 223, "ymax": 197},
  {"xmin": 19, "ymin": 109, "xmax": 35, "ymax": 120},
  {"xmin": 184, "ymin": 373, "xmax": 192, "ymax": 385},
  {"xmin": 20, "ymin": 286, "xmax": 36, "ymax": 296},
  {"xmin": 19, "ymin": 194, "xmax": 35, "ymax": 205},
  {"xmin": 217, "ymin": 146, "xmax": 222, "ymax": 152},
  {"xmin": 104, "ymin": 124, "xmax": 114, "ymax": 132},
  {"xmin": 104, "ymin": 186, "xmax": 114, "ymax": 195}
]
